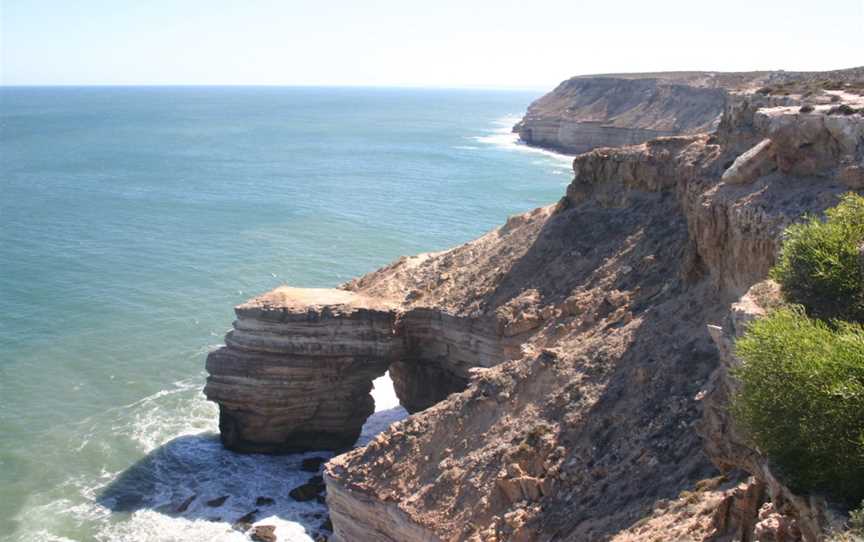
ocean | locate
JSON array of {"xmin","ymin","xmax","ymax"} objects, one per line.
[{"xmin": 0, "ymin": 86, "xmax": 571, "ymax": 541}]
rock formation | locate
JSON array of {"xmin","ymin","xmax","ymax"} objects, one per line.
[
  {"xmin": 205, "ymin": 285, "xmax": 525, "ymax": 452},
  {"xmin": 514, "ymin": 76, "xmax": 728, "ymax": 154},
  {"xmin": 514, "ymin": 67, "xmax": 864, "ymax": 155},
  {"xmin": 204, "ymin": 287, "xmax": 400, "ymax": 453},
  {"xmin": 204, "ymin": 68, "xmax": 864, "ymax": 540}
]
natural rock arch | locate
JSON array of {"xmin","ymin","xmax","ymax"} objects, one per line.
[{"xmin": 204, "ymin": 287, "xmax": 508, "ymax": 453}]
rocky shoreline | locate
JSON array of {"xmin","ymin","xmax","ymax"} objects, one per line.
[{"xmin": 204, "ymin": 67, "xmax": 864, "ymax": 541}]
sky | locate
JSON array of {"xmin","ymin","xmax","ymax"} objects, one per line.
[{"xmin": 1, "ymin": 0, "xmax": 863, "ymax": 88}]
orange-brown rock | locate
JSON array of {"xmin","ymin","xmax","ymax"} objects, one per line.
[
  {"xmin": 322, "ymin": 88, "xmax": 861, "ymax": 541},
  {"xmin": 204, "ymin": 287, "xmax": 401, "ymax": 453},
  {"xmin": 205, "ymin": 68, "xmax": 864, "ymax": 540}
]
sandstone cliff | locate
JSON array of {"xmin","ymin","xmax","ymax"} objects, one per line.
[
  {"xmin": 514, "ymin": 67, "xmax": 864, "ymax": 155},
  {"xmin": 204, "ymin": 73, "xmax": 864, "ymax": 541}
]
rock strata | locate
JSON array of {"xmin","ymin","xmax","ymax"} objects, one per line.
[
  {"xmin": 320, "ymin": 86, "xmax": 862, "ymax": 541},
  {"xmin": 205, "ymin": 286, "xmax": 522, "ymax": 452},
  {"xmin": 516, "ymin": 68, "xmax": 864, "ymax": 156},
  {"xmin": 514, "ymin": 76, "xmax": 728, "ymax": 154},
  {"xmin": 204, "ymin": 287, "xmax": 401, "ymax": 453},
  {"xmin": 204, "ymin": 68, "xmax": 864, "ymax": 541}
]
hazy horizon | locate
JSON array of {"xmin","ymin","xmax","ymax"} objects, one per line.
[{"xmin": 3, "ymin": 0, "xmax": 862, "ymax": 89}]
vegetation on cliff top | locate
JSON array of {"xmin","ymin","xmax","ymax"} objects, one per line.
[
  {"xmin": 733, "ymin": 193, "xmax": 864, "ymax": 507},
  {"xmin": 771, "ymin": 193, "xmax": 864, "ymax": 322}
]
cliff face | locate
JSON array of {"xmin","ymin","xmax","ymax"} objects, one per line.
[
  {"xmin": 321, "ymin": 95, "xmax": 862, "ymax": 541},
  {"xmin": 203, "ymin": 72, "xmax": 864, "ymax": 541},
  {"xmin": 204, "ymin": 287, "xmax": 400, "ymax": 453},
  {"xmin": 514, "ymin": 77, "xmax": 728, "ymax": 154},
  {"xmin": 515, "ymin": 68, "xmax": 864, "ymax": 156}
]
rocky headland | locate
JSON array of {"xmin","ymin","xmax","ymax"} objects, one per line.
[
  {"xmin": 204, "ymin": 67, "xmax": 864, "ymax": 541},
  {"xmin": 513, "ymin": 67, "xmax": 864, "ymax": 155}
]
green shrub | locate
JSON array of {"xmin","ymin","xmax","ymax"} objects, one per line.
[
  {"xmin": 771, "ymin": 193, "xmax": 864, "ymax": 322},
  {"xmin": 732, "ymin": 306, "xmax": 864, "ymax": 505},
  {"xmin": 851, "ymin": 501, "xmax": 864, "ymax": 534}
]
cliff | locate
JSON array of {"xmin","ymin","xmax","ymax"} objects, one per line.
[
  {"xmin": 514, "ymin": 67, "xmax": 864, "ymax": 155},
  {"xmin": 204, "ymin": 72, "xmax": 864, "ymax": 541}
]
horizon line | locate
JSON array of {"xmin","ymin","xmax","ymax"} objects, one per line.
[{"xmin": 0, "ymin": 82, "xmax": 553, "ymax": 92}]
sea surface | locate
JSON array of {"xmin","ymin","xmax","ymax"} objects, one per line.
[{"xmin": 0, "ymin": 86, "xmax": 571, "ymax": 541}]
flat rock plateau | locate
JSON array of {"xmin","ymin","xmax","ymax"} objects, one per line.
[{"xmin": 204, "ymin": 67, "xmax": 864, "ymax": 541}]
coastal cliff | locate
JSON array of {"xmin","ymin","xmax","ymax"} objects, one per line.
[
  {"xmin": 204, "ymin": 69, "xmax": 864, "ymax": 541},
  {"xmin": 513, "ymin": 76, "xmax": 727, "ymax": 154},
  {"xmin": 514, "ymin": 68, "xmax": 864, "ymax": 155}
]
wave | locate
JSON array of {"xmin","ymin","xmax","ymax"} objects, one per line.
[
  {"xmin": 14, "ymin": 374, "xmax": 406, "ymax": 542},
  {"xmin": 471, "ymin": 115, "xmax": 575, "ymax": 168}
]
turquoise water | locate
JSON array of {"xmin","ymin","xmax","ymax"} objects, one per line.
[{"xmin": 0, "ymin": 87, "xmax": 570, "ymax": 541}]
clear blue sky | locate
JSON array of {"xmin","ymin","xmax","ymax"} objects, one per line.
[{"xmin": 2, "ymin": 0, "xmax": 862, "ymax": 88}]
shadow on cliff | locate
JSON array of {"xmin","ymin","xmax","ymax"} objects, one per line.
[
  {"xmin": 97, "ymin": 432, "xmax": 332, "ymax": 533},
  {"xmin": 486, "ymin": 192, "xmax": 731, "ymax": 538},
  {"xmin": 540, "ymin": 278, "xmax": 726, "ymax": 540},
  {"xmin": 488, "ymin": 191, "xmax": 679, "ymax": 310}
]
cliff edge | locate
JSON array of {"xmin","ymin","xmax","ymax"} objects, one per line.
[
  {"xmin": 204, "ymin": 70, "xmax": 864, "ymax": 541},
  {"xmin": 514, "ymin": 67, "xmax": 864, "ymax": 155}
]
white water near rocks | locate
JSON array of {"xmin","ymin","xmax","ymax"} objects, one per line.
[{"xmin": 16, "ymin": 374, "xmax": 405, "ymax": 542}]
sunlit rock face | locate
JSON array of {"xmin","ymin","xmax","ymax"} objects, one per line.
[
  {"xmin": 323, "ymin": 91, "xmax": 861, "ymax": 541},
  {"xmin": 204, "ymin": 287, "xmax": 515, "ymax": 452},
  {"xmin": 204, "ymin": 287, "xmax": 402, "ymax": 453},
  {"xmin": 514, "ymin": 76, "xmax": 728, "ymax": 154}
]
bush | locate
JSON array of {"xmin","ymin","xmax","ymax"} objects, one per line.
[
  {"xmin": 851, "ymin": 501, "xmax": 864, "ymax": 534},
  {"xmin": 771, "ymin": 193, "xmax": 864, "ymax": 322},
  {"xmin": 732, "ymin": 306, "xmax": 864, "ymax": 505}
]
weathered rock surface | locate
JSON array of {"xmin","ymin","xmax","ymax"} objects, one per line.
[
  {"xmin": 516, "ymin": 68, "xmax": 864, "ymax": 156},
  {"xmin": 204, "ymin": 287, "xmax": 401, "ymax": 453},
  {"xmin": 205, "ymin": 286, "xmax": 523, "ymax": 451},
  {"xmin": 321, "ymin": 89, "xmax": 862, "ymax": 541},
  {"xmin": 514, "ymin": 76, "xmax": 727, "ymax": 154},
  {"xmin": 204, "ymin": 69, "xmax": 864, "ymax": 540}
]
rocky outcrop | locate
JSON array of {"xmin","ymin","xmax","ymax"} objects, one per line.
[
  {"xmin": 515, "ymin": 68, "xmax": 864, "ymax": 156},
  {"xmin": 204, "ymin": 287, "xmax": 401, "ymax": 453},
  {"xmin": 514, "ymin": 76, "xmax": 728, "ymax": 154},
  {"xmin": 683, "ymin": 96, "xmax": 863, "ymax": 297},
  {"xmin": 205, "ymin": 286, "xmax": 525, "ymax": 452},
  {"xmin": 204, "ymin": 69, "xmax": 864, "ymax": 540},
  {"xmin": 319, "ymin": 89, "xmax": 863, "ymax": 541}
]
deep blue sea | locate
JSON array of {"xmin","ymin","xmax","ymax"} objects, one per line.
[{"xmin": 0, "ymin": 86, "xmax": 571, "ymax": 541}]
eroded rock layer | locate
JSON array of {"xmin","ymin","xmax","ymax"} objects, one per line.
[
  {"xmin": 203, "ymin": 69, "xmax": 864, "ymax": 540},
  {"xmin": 205, "ymin": 286, "xmax": 528, "ymax": 451},
  {"xmin": 515, "ymin": 68, "xmax": 864, "ymax": 155},
  {"xmin": 513, "ymin": 75, "xmax": 729, "ymax": 154},
  {"xmin": 204, "ymin": 287, "xmax": 401, "ymax": 453},
  {"xmin": 323, "ymin": 89, "xmax": 863, "ymax": 541}
]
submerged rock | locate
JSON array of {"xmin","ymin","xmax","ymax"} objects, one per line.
[
  {"xmin": 205, "ymin": 495, "xmax": 228, "ymax": 507},
  {"xmin": 300, "ymin": 457, "xmax": 328, "ymax": 472},
  {"xmin": 289, "ymin": 475, "xmax": 325, "ymax": 502},
  {"xmin": 250, "ymin": 524, "xmax": 277, "ymax": 542},
  {"xmin": 233, "ymin": 508, "xmax": 258, "ymax": 527},
  {"xmin": 175, "ymin": 494, "xmax": 196, "ymax": 513}
]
